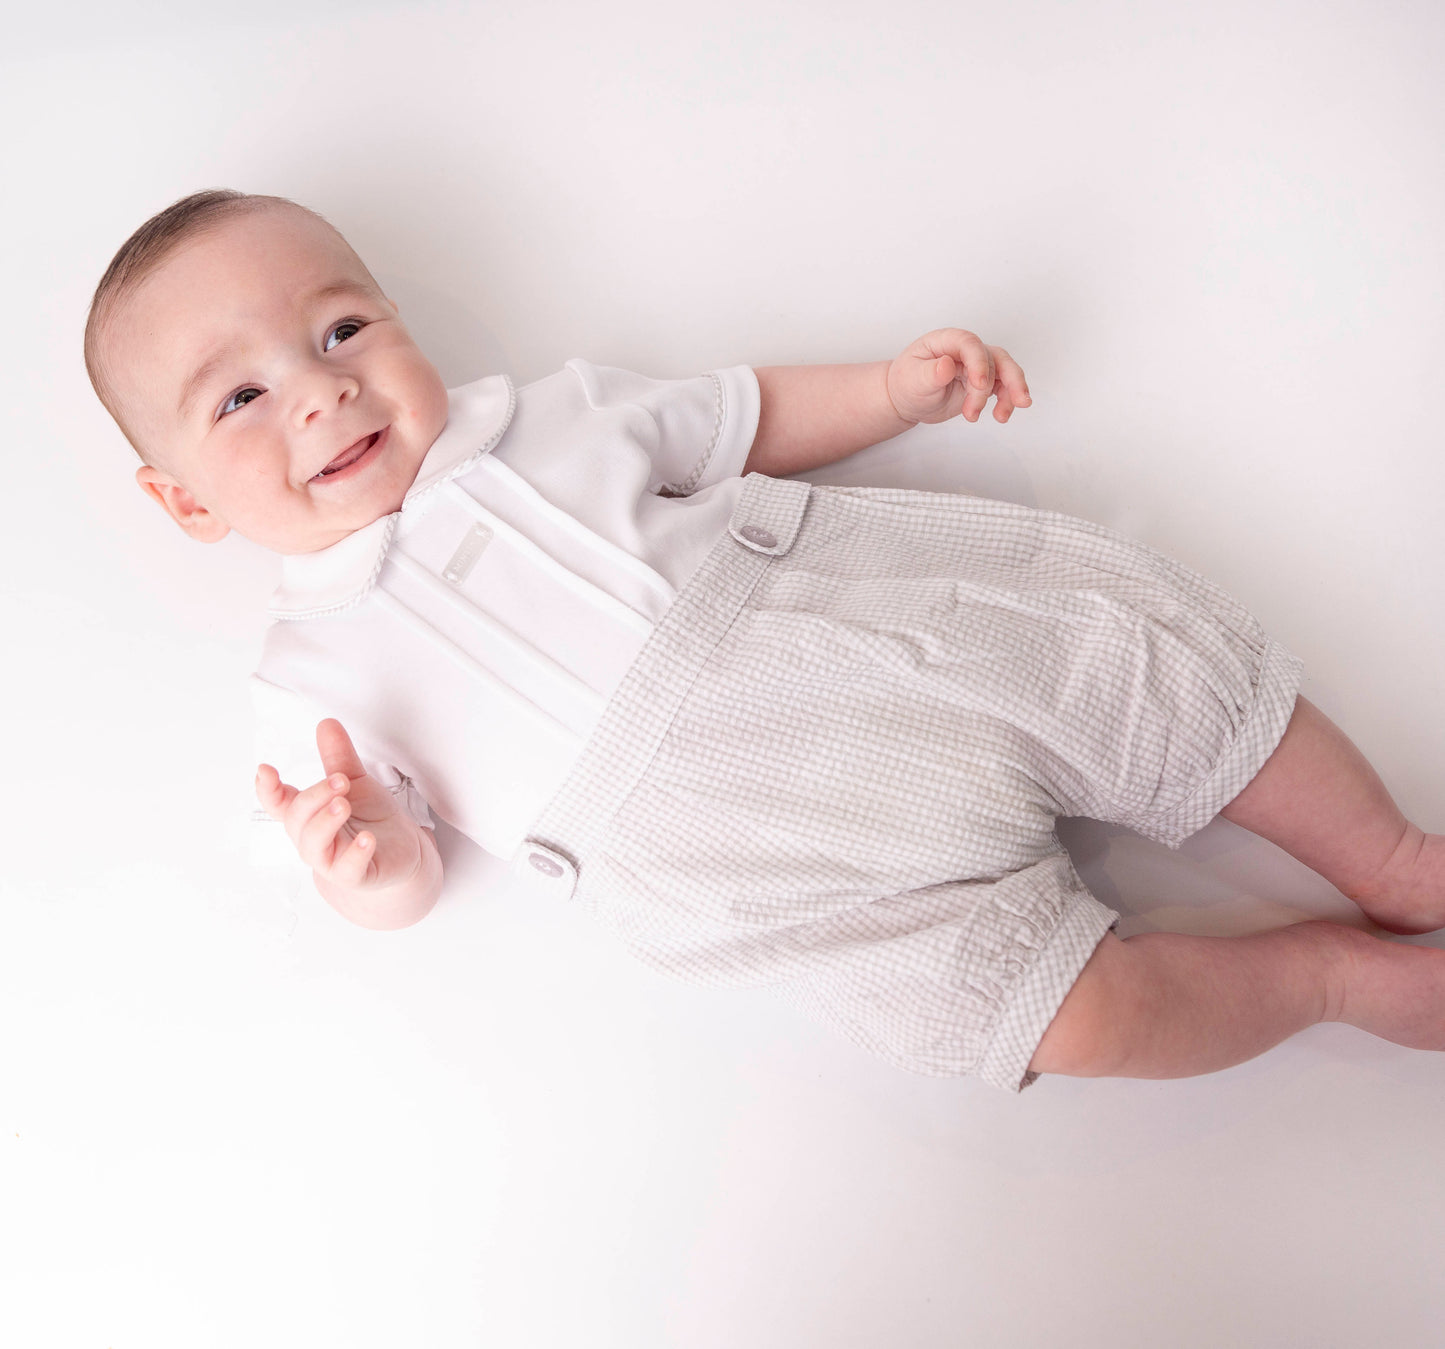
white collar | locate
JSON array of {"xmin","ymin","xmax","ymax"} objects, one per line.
[{"xmin": 267, "ymin": 374, "xmax": 516, "ymax": 620}]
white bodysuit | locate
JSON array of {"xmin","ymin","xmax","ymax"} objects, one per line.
[{"xmin": 252, "ymin": 360, "xmax": 761, "ymax": 860}]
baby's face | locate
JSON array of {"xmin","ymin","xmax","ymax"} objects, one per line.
[{"xmin": 111, "ymin": 207, "xmax": 449, "ymax": 554}]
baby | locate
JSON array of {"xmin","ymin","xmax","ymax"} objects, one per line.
[{"xmin": 86, "ymin": 189, "xmax": 1445, "ymax": 1092}]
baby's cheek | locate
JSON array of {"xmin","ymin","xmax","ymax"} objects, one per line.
[{"xmin": 399, "ymin": 350, "xmax": 450, "ymax": 439}]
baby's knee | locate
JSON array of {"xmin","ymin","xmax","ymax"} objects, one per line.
[
  {"xmin": 1028, "ymin": 932, "xmax": 1150, "ymax": 1078},
  {"xmin": 1029, "ymin": 920, "xmax": 1357, "ymax": 1081}
]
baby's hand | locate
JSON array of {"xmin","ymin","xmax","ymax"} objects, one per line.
[
  {"xmin": 886, "ymin": 328, "xmax": 1031, "ymax": 425},
  {"xmin": 255, "ymin": 718, "xmax": 430, "ymax": 894}
]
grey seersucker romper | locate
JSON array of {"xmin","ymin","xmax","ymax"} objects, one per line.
[{"xmin": 519, "ymin": 474, "xmax": 1303, "ymax": 1091}]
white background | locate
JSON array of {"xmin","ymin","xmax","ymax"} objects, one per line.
[{"xmin": 4, "ymin": 1, "xmax": 1444, "ymax": 1344}]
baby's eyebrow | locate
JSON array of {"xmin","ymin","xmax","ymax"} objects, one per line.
[
  {"xmin": 307, "ymin": 280, "xmax": 376, "ymax": 304},
  {"xmin": 178, "ymin": 350, "xmax": 230, "ymax": 419}
]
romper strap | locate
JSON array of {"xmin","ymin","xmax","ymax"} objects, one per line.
[{"xmin": 728, "ymin": 473, "xmax": 813, "ymax": 556}]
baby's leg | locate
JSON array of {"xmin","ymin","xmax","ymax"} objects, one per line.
[
  {"xmin": 1030, "ymin": 920, "xmax": 1445, "ymax": 1079},
  {"xmin": 1032, "ymin": 696, "xmax": 1445, "ymax": 1079},
  {"xmin": 1218, "ymin": 697, "xmax": 1445, "ymax": 934}
]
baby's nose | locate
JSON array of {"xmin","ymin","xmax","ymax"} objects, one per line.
[{"xmin": 296, "ymin": 364, "xmax": 360, "ymax": 423}]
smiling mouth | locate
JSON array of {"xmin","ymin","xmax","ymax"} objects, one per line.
[{"xmin": 314, "ymin": 429, "xmax": 384, "ymax": 481}]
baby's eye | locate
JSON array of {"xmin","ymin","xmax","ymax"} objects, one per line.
[
  {"xmin": 324, "ymin": 320, "xmax": 365, "ymax": 351},
  {"xmin": 219, "ymin": 387, "xmax": 262, "ymax": 417}
]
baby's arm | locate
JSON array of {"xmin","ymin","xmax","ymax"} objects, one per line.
[
  {"xmin": 744, "ymin": 328, "xmax": 1031, "ymax": 478},
  {"xmin": 255, "ymin": 718, "xmax": 444, "ymax": 930}
]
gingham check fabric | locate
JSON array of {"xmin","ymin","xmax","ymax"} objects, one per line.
[{"xmin": 527, "ymin": 474, "xmax": 1303, "ymax": 1091}]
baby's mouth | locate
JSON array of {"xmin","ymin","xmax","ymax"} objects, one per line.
[{"xmin": 314, "ymin": 429, "xmax": 383, "ymax": 480}]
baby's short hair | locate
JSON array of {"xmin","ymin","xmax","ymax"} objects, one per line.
[{"xmin": 84, "ymin": 188, "xmax": 328, "ymax": 465}]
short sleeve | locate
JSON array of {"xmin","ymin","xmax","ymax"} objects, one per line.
[
  {"xmin": 248, "ymin": 674, "xmax": 434, "ymax": 869},
  {"xmin": 562, "ymin": 360, "xmax": 761, "ymax": 497}
]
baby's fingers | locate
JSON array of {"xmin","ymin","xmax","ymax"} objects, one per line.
[
  {"xmin": 952, "ymin": 343, "xmax": 996, "ymax": 422},
  {"xmin": 989, "ymin": 346, "xmax": 1031, "ymax": 416},
  {"xmin": 326, "ymin": 831, "xmax": 377, "ymax": 890},
  {"xmin": 255, "ymin": 763, "xmax": 298, "ymax": 820},
  {"xmin": 296, "ymin": 790, "xmax": 358, "ymax": 872},
  {"xmin": 316, "ymin": 718, "xmax": 367, "ymax": 784}
]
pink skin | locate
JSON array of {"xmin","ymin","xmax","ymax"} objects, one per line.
[
  {"xmin": 746, "ymin": 328, "xmax": 1030, "ymax": 478},
  {"xmin": 255, "ymin": 719, "xmax": 443, "ymax": 931},
  {"xmin": 106, "ymin": 205, "xmax": 451, "ymax": 555},
  {"xmin": 1032, "ymin": 697, "xmax": 1445, "ymax": 1079}
]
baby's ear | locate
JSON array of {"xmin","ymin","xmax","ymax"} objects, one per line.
[{"xmin": 135, "ymin": 466, "xmax": 230, "ymax": 543}]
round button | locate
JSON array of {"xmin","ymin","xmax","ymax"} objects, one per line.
[
  {"xmin": 528, "ymin": 852, "xmax": 564, "ymax": 878},
  {"xmin": 739, "ymin": 524, "xmax": 777, "ymax": 549}
]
